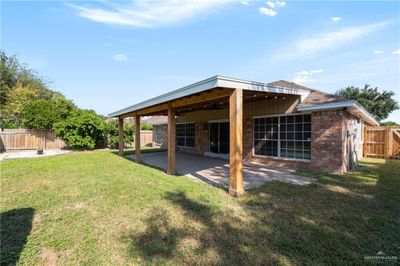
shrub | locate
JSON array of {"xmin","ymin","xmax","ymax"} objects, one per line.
[
  {"xmin": 22, "ymin": 96, "xmax": 77, "ymax": 129},
  {"xmin": 141, "ymin": 123, "xmax": 153, "ymax": 130},
  {"xmin": 54, "ymin": 110, "xmax": 106, "ymax": 150},
  {"xmin": 106, "ymin": 120, "xmax": 134, "ymax": 148}
]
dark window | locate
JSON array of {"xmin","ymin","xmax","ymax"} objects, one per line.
[
  {"xmin": 254, "ymin": 114, "xmax": 311, "ymax": 160},
  {"xmin": 253, "ymin": 116, "xmax": 278, "ymax": 156},
  {"xmin": 176, "ymin": 123, "xmax": 195, "ymax": 148}
]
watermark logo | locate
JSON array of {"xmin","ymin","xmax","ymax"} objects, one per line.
[{"xmin": 364, "ymin": 251, "xmax": 398, "ymax": 264}]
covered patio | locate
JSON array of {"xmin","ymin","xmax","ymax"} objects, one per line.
[
  {"xmin": 109, "ymin": 76, "xmax": 311, "ymax": 196},
  {"xmin": 130, "ymin": 151, "xmax": 313, "ymax": 189}
]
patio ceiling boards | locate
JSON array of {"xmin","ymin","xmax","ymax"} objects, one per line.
[{"xmin": 108, "ymin": 75, "xmax": 311, "ymax": 118}]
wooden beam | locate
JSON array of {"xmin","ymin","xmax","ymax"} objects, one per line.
[
  {"xmin": 118, "ymin": 117, "xmax": 124, "ymax": 155},
  {"xmin": 172, "ymin": 88, "xmax": 232, "ymax": 108},
  {"xmin": 167, "ymin": 103, "xmax": 176, "ymax": 175},
  {"xmin": 120, "ymin": 112, "xmax": 136, "ymax": 119},
  {"xmin": 137, "ymin": 103, "xmax": 168, "ymax": 116},
  {"xmin": 135, "ymin": 115, "xmax": 141, "ymax": 162},
  {"xmin": 229, "ymin": 89, "xmax": 243, "ymax": 196},
  {"xmin": 124, "ymin": 88, "xmax": 232, "ymax": 117}
]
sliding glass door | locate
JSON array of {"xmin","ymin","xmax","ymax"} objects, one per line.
[{"xmin": 209, "ymin": 122, "xmax": 229, "ymax": 154}]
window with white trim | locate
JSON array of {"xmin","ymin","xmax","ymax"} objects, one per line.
[
  {"xmin": 254, "ymin": 114, "xmax": 312, "ymax": 160},
  {"xmin": 176, "ymin": 123, "xmax": 195, "ymax": 148}
]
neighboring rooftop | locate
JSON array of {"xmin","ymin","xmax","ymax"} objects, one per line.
[{"xmin": 143, "ymin": 115, "xmax": 168, "ymax": 125}]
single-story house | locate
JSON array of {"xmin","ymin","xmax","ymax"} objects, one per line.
[{"xmin": 109, "ymin": 75, "xmax": 378, "ymax": 196}]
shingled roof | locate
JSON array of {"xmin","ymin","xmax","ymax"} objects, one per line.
[
  {"xmin": 268, "ymin": 80, "xmax": 351, "ymax": 108},
  {"xmin": 268, "ymin": 80, "xmax": 314, "ymax": 92},
  {"xmin": 143, "ymin": 115, "xmax": 168, "ymax": 125}
]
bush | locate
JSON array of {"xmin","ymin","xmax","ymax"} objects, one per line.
[
  {"xmin": 22, "ymin": 96, "xmax": 77, "ymax": 129},
  {"xmin": 54, "ymin": 110, "xmax": 106, "ymax": 150},
  {"xmin": 141, "ymin": 123, "xmax": 153, "ymax": 130},
  {"xmin": 106, "ymin": 120, "xmax": 134, "ymax": 148}
]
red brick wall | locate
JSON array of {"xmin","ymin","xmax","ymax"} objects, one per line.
[
  {"xmin": 177, "ymin": 122, "xmax": 208, "ymax": 155},
  {"xmin": 308, "ymin": 110, "xmax": 348, "ymax": 173},
  {"xmin": 153, "ymin": 124, "xmax": 167, "ymax": 149},
  {"xmin": 243, "ymin": 110, "xmax": 351, "ymax": 173},
  {"xmin": 155, "ymin": 110, "xmax": 353, "ymax": 173}
]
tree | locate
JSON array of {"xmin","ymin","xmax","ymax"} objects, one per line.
[
  {"xmin": 54, "ymin": 110, "xmax": 106, "ymax": 150},
  {"xmin": 0, "ymin": 52, "xmax": 19, "ymax": 105},
  {"xmin": 22, "ymin": 96, "xmax": 78, "ymax": 129},
  {"xmin": 380, "ymin": 121, "xmax": 399, "ymax": 126},
  {"xmin": 0, "ymin": 51, "xmax": 54, "ymax": 128},
  {"xmin": 335, "ymin": 85, "xmax": 399, "ymax": 121},
  {"xmin": 106, "ymin": 120, "xmax": 134, "ymax": 148},
  {"xmin": 141, "ymin": 123, "xmax": 153, "ymax": 130}
]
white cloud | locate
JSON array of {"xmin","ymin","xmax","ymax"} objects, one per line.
[
  {"xmin": 266, "ymin": 1, "xmax": 287, "ymax": 8},
  {"xmin": 393, "ymin": 48, "xmax": 400, "ymax": 55},
  {"xmin": 113, "ymin": 54, "xmax": 128, "ymax": 61},
  {"xmin": 267, "ymin": 1, "xmax": 287, "ymax": 8},
  {"xmin": 331, "ymin": 16, "xmax": 342, "ymax": 22},
  {"xmin": 266, "ymin": 1, "xmax": 275, "ymax": 8},
  {"xmin": 259, "ymin": 7, "xmax": 277, "ymax": 16},
  {"xmin": 275, "ymin": 1, "xmax": 287, "ymax": 7},
  {"xmin": 373, "ymin": 50, "xmax": 383, "ymax": 54},
  {"xmin": 293, "ymin": 69, "xmax": 324, "ymax": 84},
  {"xmin": 241, "ymin": 1, "xmax": 249, "ymax": 5},
  {"xmin": 293, "ymin": 21, "xmax": 388, "ymax": 56},
  {"xmin": 69, "ymin": 0, "xmax": 231, "ymax": 28},
  {"xmin": 260, "ymin": 1, "xmax": 286, "ymax": 17}
]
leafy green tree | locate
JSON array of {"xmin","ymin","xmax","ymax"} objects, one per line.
[
  {"xmin": 141, "ymin": 123, "xmax": 153, "ymax": 130},
  {"xmin": 380, "ymin": 121, "xmax": 399, "ymax": 126},
  {"xmin": 336, "ymin": 85, "xmax": 399, "ymax": 121},
  {"xmin": 0, "ymin": 52, "xmax": 19, "ymax": 105},
  {"xmin": 54, "ymin": 110, "xmax": 106, "ymax": 150},
  {"xmin": 106, "ymin": 120, "xmax": 134, "ymax": 148},
  {"xmin": 0, "ymin": 51, "xmax": 54, "ymax": 128},
  {"xmin": 22, "ymin": 96, "xmax": 78, "ymax": 129}
]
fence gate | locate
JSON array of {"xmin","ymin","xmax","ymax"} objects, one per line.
[{"xmin": 364, "ymin": 126, "xmax": 400, "ymax": 159}]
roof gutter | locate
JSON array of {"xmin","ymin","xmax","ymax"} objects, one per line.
[{"xmin": 297, "ymin": 101, "xmax": 379, "ymax": 126}]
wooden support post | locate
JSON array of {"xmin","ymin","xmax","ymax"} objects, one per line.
[
  {"xmin": 135, "ymin": 115, "xmax": 141, "ymax": 162},
  {"xmin": 118, "ymin": 117, "xmax": 124, "ymax": 155},
  {"xmin": 229, "ymin": 89, "xmax": 243, "ymax": 196},
  {"xmin": 167, "ymin": 103, "xmax": 176, "ymax": 175}
]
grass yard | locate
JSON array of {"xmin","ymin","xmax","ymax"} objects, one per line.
[{"xmin": 1, "ymin": 151, "xmax": 399, "ymax": 265}]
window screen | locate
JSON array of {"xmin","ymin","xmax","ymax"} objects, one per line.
[
  {"xmin": 176, "ymin": 123, "xmax": 195, "ymax": 148},
  {"xmin": 254, "ymin": 114, "xmax": 311, "ymax": 160}
]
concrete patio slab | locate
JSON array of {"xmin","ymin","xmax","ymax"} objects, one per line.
[{"xmin": 129, "ymin": 151, "xmax": 314, "ymax": 189}]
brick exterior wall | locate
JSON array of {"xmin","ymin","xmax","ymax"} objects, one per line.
[
  {"xmin": 153, "ymin": 124, "xmax": 167, "ymax": 149},
  {"xmin": 177, "ymin": 123, "xmax": 208, "ymax": 155},
  {"xmin": 153, "ymin": 109, "xmax": 356, "ymax": 173},
  {"xmin": 309, "ymin": 110, "xmax": 348, "ymax": 173}
]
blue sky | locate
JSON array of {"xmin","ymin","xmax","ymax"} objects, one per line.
[{"xmin": 2, "ymin": 1, "xmax": 399, "ymax": 121}]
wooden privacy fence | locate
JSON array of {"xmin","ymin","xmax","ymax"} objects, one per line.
[
  {"xmin": 0, "ymin": 129, "xmax": 66, "ymax": 151},
  {"xmin": 125, "ymin": 130, "xmax": 153, "ymax": 147},
  {"xmin": 364, "ymin": 126, "xmax": 400, "ymax": 159}
]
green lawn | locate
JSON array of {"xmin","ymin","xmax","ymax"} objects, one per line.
[{"xmin": 1, "ymin": 151, "xmax": 399, "ymax": 265}]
